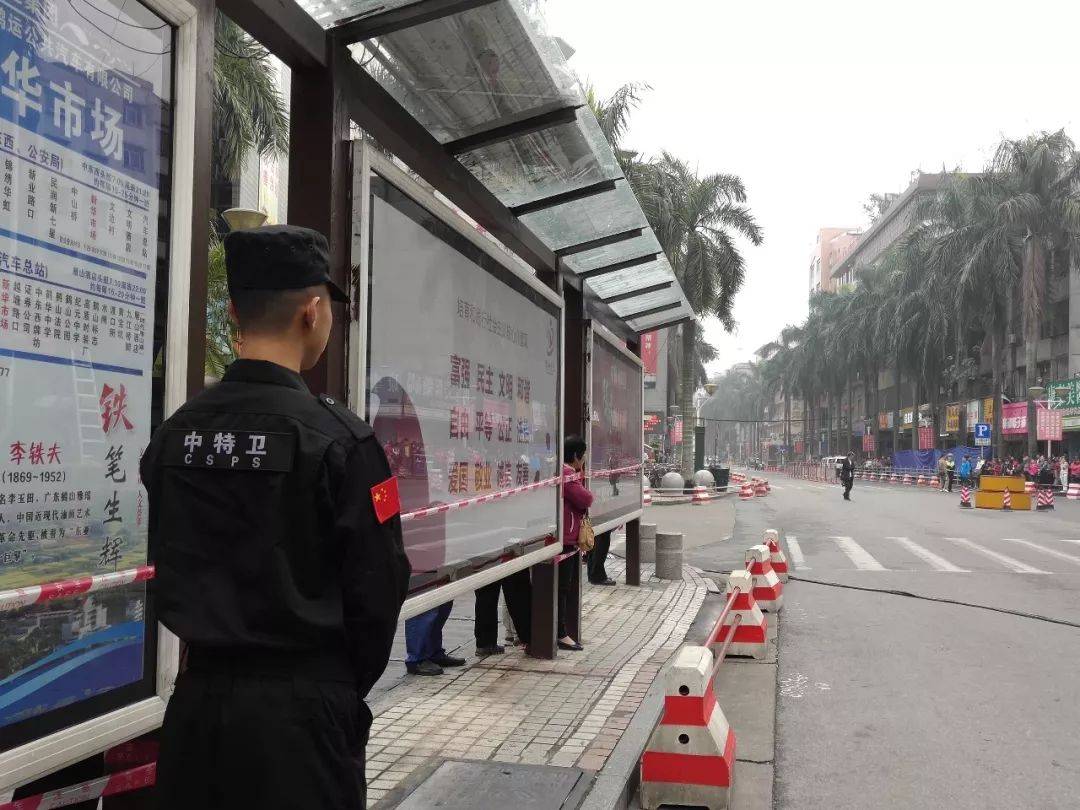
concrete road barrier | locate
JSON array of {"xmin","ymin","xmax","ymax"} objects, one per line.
[
  {"xmin": 640, "ymin": 522, "xmax": 657, "ymax": 564},
  {"xmin": 745, "ymin": 544, "xmax": 784, "ymax": 612},
  {"xmin": 655, "ymin": 531, "xmax": 684, "ymax": 580}
]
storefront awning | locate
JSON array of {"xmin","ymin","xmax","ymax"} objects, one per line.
[{"xmin": 294, "ymin": 0, "xmax": 695, "ymax": 335}]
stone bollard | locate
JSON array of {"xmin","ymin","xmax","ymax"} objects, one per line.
[
  {"xmin": 655, "ymin": 531, "xmax": 684, "ymax": 580},
  {"xmin": 640, "ymin": 522, "xmax": 657, "ymax": 564}
]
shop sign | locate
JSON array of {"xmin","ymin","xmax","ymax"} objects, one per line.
[
  {"xmin": 1002, "ymin": 401, "xmax": 1027, "ymax": 435},
  {"xmin": 918, "ymin": 426, "xmax": 934, "ymax": 450},
  {"xmin": 982, "ymin": 397, "xmax": 994, "ymax": 423},
  {"xmin": 966, "ymin": 399, "xmax": 980, "ymax": 431},
  {"xmin": 945, "ymin": 404, "xmax": 961, "ymax": 433},
  {"xmin": 1047, "ymin": 378, "xmax": 1080, "ymax": 411},
  {"xmin": 1036, "ymin": 407, "xmax": 1063, "ymax": 442}
]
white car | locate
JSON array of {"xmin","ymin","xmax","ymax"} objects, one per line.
[{"xmin": 822, "ymin": 455, "xmax": 847, "ymax": 477}]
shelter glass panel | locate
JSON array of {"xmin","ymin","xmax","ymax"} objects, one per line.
[{"xmin": 520, "ymin": 180, "xmax": 647, "ymax": 252}]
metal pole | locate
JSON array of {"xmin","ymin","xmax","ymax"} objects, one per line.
[{"xmin": 709, "ymin": 613, "xmax": 743, "ymax": 681}]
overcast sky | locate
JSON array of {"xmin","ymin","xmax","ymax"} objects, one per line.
[{"xmin": 542, "ymin": 0, "xmax": 1079, "ymax": 377}]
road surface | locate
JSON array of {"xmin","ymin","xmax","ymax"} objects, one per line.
[{"xmin": 763, "ymin": 476, "xmax": 1080, "ymax": 809}]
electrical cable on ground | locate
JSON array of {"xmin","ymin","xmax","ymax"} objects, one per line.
[{"xmin": 786, "ymin": 574, "xmax": 1080, "ymax": 630}]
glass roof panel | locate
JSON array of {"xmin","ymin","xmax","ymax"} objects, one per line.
[
  {"xmin": 458, "ymin": 108, "xmax": 622, "ymax": 209},
  {"xmin": 520, "ymin": 180, "xmax": 648, "ymax": 252},
  {"xmin": 585, "ymin": 259, "xmax": 673, "ymax": 301},
  {"xmin": 608, "ymin": 289, "xmax": 684, "ymax": 319},
  {"xmin": 348, "ymin": 1, "xmax": 581, "ymax": 144},
  {"xmin": 564, "ymin": 232, "xmax": 663, "ymax": 275},
  {"xmin": 627, "ymin": 303, "xmax": 694, "ymax": 333},
  {"xmin": 297, "ymin": 0, "xmax": 415, "ymax": 29}
]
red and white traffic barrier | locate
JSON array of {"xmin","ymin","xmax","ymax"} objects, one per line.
[
  {"xmin": 713, "ymin": 569, "xmax": 768, "ymax": 661},
  {"xmin": 1037, "ymin": 486, "xmax": 1055, "ymax": 512},
  {"xmin": 1002, "ymin": 488, "xmax": 1012, "ymax": 512},
  {"xmin": 763, "ymin": 529, "xmax": 788, "ymax": 582},
  {"xmin": 902, "ymin": 473, "xmax": 912, "ymax": 486},
  {"xmin": 590, "ymin": 463, "xmax": 645, "ymax": 478},
  {"xmin": 745, "ymin": 544, "xmax": 783, "ymax": 612},
  {"xmin": 1068, "ymin": 483, "xmax": 1080, "ymax": 501},
  {"xmin": 640, "ymin": 645, "xmax": 736, "ymax": 810},
  {"xmin": 644, "ymin": 485, "xmax": 653, "ymax": 506},
  {"xmin": 0, "ymin": 565, "xmax": 155, "ymax": 613},
  {"xmin": 738, "ymin": 482, "xmax": 754, "ymax": 501},
  {"xmin": 0, "ymin": 763, "xmax": 156, "ymax": 810},
  {"xmin": 692, "ymin": 485, "xmax": 709, "ymax": 505},
  {"xmin": 753, "ymin": 480, "xmax": 768, "ymax": 498},
  {"xmin": 401, "ymin": 470, "xmax": 585, "ymax": 523},
  {"xmin": 959, "ymin": 484, "xmax": 972, "ymax": 508},
  {"xmin": 1024, "ymin": 480, "xmax": 1035, "ymax": 496}
]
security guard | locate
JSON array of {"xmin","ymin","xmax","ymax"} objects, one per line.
[{"xmin": 141, "ymin": 225, "xmax": 411, "ymax": 809}]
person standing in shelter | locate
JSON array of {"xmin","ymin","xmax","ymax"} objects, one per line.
[
  {"xmin": 141, "ymin": 225, "xmax": 411, "ymax": 810},
  {"xmin": 840, "ymin": 451, "xmax": 855, "ymax": 501},
  {"xmin": 559, "ymin": 435, "xmax": 593, "ymax": 651}
]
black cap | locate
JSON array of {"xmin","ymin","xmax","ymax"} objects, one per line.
[{"xmin": 224, "ymin": 224, "xmax": 349, "ymax": 304}]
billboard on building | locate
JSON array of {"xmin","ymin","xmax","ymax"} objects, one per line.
[
  {"xmin": 0, "ymin": 0, "xmax": 173, "ymax": 750},
  {"xmin": 1002, "ymin": 401, "xmax": 1027, "ymax": 435},
  {"xmin": 945, "ymin": 404, "xmax": 961, "ymax": 433},
  {"xmin": 640, "ymin": 330, "xmax": 657, "ymax": 389},
  {"xmin": 357, "ymin": 148, "xmax": 562, "ymax": 602},
  {"xmin": 587, "ymin": 324, "xmax": 643, "ymax": 532}
]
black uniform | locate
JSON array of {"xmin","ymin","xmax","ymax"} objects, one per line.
[
  {"xmin": 840, "ymin": 457, "xmax": 855, "ymax": 500},
  {"xmin": 141, "ymin": 359, "xmax": 410, "ymax": 810}
]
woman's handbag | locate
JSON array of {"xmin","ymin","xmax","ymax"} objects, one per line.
[{"xmin": 577, "ymin": 514, "xmax": 596, "ymax": 553}]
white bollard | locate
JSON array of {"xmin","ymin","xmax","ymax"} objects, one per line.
[
  {"xmin": 712, "ymin": 569, "xmax": 768, "ymax": 660},
  {"xmin": 655, "ymin": 531, "xmax": 684, "ymax": 580},
  {"xmin": 640, "ymin": 645, "xmax": 736, "ymax": 810},
  {"xmin": 763, "ymin": 529, "xmax": 788, "ymax": 582}
]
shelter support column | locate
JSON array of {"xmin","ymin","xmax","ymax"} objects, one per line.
[
  {"xmin": 625, "ymin": 335, "xmax": 642, "ymax": 586},
  {"xmin": 288, "ymin": 47, "xmax": 351, "ymax": 400}
]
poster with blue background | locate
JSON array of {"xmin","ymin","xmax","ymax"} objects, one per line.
[{"xmin": 0, "ymin": 0, "xmax": 171, "ymax": 741}]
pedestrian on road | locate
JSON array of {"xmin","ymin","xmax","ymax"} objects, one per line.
[
  {"xmin": 958, "ymin": 455, "xmax": 972, "ymax": 487},
  {"xmin": 840, "ymin": 451, "xmax": 855, "ymax": 501},
  {"xmin": 1070, "ymin": 456, "xmax": 1080, "ymax": 484},
  {"xmin": 141, "ymin": 226, "xmax": 411, "ymax": 810},
  {"xmin": 473, "ymin": 569, "xmax": 531, "ymax": 656},
  {"xmin": 937, "ymin": 454, "xmax": 948, "ymax": 491},
  {"xmin": 559, "ymin": 435, "xmax": 593, "ymax": 651},
  {"xmin": 945, "ymin": 453, "xmax": 956, "ymax": 493},
  {"xmin": 1059, "ymin": 456, "xmax": 1069, "ymax": 490},
  {"xmin": 587, "ymin": 529, "xmax": 616, "ymax": 586}
]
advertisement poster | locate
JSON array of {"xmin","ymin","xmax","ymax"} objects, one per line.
[
  {"xmin": 966, "ymin": 400, "xmax": 980, "ymax": 432},
  {"xmin": 640, "ymin": 330, "xmax": 657, "ymax": 389},
  {"xmin": 0, "ymin": 0, "xmax": 170, "ymax": 737},
  {"xmin": 1002, "ymin": 401, "xmax": 1027, "ymax": 435},
  {"xmin": 878, "ymin": 411, "xmax": 893, "ymax": 431},
  {"xmin": 366, "ymin": 177, "xmax": 559, "ymax": 588},
  {"xmin": 1036, "ymin": 406, "xmax": 1063, "ymax": 442},
  {"xmin": 982, "ymin": 397, "xmax": 994, "ymax": 424},
  {"xmin": 588, "ymin": 328, "xmax": 642, "ymax": 527},
  {"xmin": 917, "ymin": 426, "xmax": 933, "ymax": 450},
  {"xmin": 945, "ymin": 404, "xmax": 961, "ymax": 433}
]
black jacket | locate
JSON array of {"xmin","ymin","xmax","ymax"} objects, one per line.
[
  {"xmin": 840, "ymin": 458, "xmax": 855, "ymax": 482},
  {"xmin": 140, "ymin": 360, "xmax": 410, "ymax": 695}
]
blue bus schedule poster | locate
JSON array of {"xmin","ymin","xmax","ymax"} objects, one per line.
[{"xmin": 0, "ymin": 0, "xmax": 172, "ymax": 735}]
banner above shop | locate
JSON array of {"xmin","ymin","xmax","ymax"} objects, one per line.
[
  {"xmin": 1002, "ymin": 401, "xmax": 1027, "ymax": 435},
  {"xmin": 945, "ymin": 404, "xmax": 961, "ymax": 433},
  {"xmin": 1037, "ymin": 407, "xmax": 1063, "ymax": 442}
]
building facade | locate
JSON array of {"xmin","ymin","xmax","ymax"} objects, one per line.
[{"xmin": 809, "ymin": 227, "xmax": 860, "ymax": 296}]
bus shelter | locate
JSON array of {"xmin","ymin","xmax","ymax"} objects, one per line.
[{"xmin": 0, "ymin": 0, "xmax": 693, "ymax": 793}]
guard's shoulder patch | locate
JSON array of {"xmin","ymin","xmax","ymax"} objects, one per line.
[
  {"xmin": 160, "ymin": 429, "xmax": 294, "ymax": 472},
  {"xmin": 318, "ymin": 395, "xmax": 374, "ymax": 442}
]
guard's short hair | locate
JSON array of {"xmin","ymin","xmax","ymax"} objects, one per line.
[
  {"xmin": 230, "ymin": 285, "xmax": 325, "ymax": 334},
  {"xmin": 564, "ymin": 434, "xmax": 587, "ymax": 464}
]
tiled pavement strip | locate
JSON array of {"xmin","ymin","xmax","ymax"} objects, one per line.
[{"xmin": 364, "ymin": 559, "xmax": 712, "ymax": 804}]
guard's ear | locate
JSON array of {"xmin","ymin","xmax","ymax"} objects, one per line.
[{"xmin": 302, "ymin": 295, "xmax": 323, "ymax": 330}]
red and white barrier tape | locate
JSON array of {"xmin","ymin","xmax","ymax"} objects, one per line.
[
  {"xmin": 0, "ymin": 565, "xmax": 156, "ymax": 613},
  {"xmin": 1, "ymin": 467, "xmax": 640, "ymax": 610},
  {"xmin": 0, "ymin": 763, "xmax": 156, "ymax": 810},
  {"xmin": 588, "ymin": 463, "xmax": 644, "ymax": 478}
]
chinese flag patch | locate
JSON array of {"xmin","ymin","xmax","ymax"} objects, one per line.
[{"xmin": 371, "ymin": 476, "xmax": 401, "ymax": 524}]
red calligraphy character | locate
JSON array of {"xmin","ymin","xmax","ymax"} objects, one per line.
[
  {"xmin": 9, "ymin": 441, "xmax": 26, "ymax": 465},
  {"xmin": 29, "ymin": 442, "xmax": 44, "ymax": 465},
  {"xmin": 100, "ymin": 383, "xmax": 134, "ymax": 433},
  {"xmin": 483, "ymin": 412, "xmax": 493, "ymax": 441},
  {"xmin": 47, "ymin": 442, "xmax": 61, "ymax": 464}
]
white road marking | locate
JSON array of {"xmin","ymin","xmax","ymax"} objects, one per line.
[
  {"xmin": 830, "ymin": 536, "xmax": 887, "ymax": 571},
  {"xmin": 786, "ymin": 535, "xmax": 808, "ymax": 570},
  {"xmin": 1056, "ymin": 539, "xmax": 1080, "ymax": 545},
  {"xmin": 942, "ymin": 537, "xmax": 1050, "ymax": 574},
  {"xmin": 886, "ymin": 536, "xmax": 969, "ymax": 572},
  {"xmin": 999, "ymin": 538, "xmax": 1080, "ymax": 566}
]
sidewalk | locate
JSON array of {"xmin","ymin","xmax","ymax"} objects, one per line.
[{"xmin": 366, "ymin": 558, "xmax": 714, "ymax": 807}]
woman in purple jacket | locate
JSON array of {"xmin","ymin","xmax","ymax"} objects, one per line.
[{"xmin": 559, "ymin": 435, "xmax": 593, "ymax": 651}]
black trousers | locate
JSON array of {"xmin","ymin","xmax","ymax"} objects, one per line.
[
  {"xmin": 156, "ymin": 670, "xmax": 369, "ymax": 810},
  {"xmin": 474, "ymin": 567, "xmax": 532, "ymax": 646},
  {"xmin": 842, "ymin": 478, "xmax": 853, "ymax": 499},
  {"xmin": 557, "ymin": 550, "xmax": 580, "ymax": 639},
  {"xmin": 586, "ymin": 531, "xmax": 612, "ymax": 583}
]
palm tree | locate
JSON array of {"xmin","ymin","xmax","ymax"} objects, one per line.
[
  {"xmin": 644, "ymin": 154, "xmax": 763, "ymax": 475},
  {"xmin": 988, "ymin": 131, "xmax": 1080, "ymax": 455}
]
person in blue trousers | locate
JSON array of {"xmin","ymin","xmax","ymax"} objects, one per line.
[{"xmin": 405, "ymin": 602, "xmax": 465, "ymax": 675}]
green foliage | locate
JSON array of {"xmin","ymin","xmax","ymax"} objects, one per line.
[{"xmin": 205, "ymin": 228, "xmax": 236, "ymax": 379}]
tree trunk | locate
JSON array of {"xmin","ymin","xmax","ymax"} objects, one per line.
[
  {"xmin": 680, "ymin": 322, "xmax": 696, "ymax": 477},
  {"xmin": 784, "ymin": 392, "xmax": 791, "ymax": 451},
  {"xmin": 1024, "ymin": 238, "xmax": 1045, "ymax": 457},
  {"xmin": 893, "ymin": 362, "xmax": 902, "ymax": 458},
  {"xmin": 992, "ymin": 326, "xmax": 1004, "ymax": 458},
  {"xmin": 825, "ymin": 392, "xmax": 833, "ymax": 455},
  {"xmin": 846, "ymin": 383, "xmax": 854, "ymax": 454}
]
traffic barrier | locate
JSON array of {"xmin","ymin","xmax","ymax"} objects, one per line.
[
  {"xmin": 959, "ymin": 485, "xmax": 972, "ymax": 508},
  {"xmin": 639, "ymin": 645, "xmax": 736, "ymax": 810},
  {"xmin": 745, "ymin": 544, "xmax": 783, "ymax": 612},
  {"xmin": 1068, "ymin": 483, "xmax": 1080, "ymax": 501},
  {"xmin": 738, "ymin": 482, "xmax": 754, "ymax": 501},
  {"xmin": 712, "ymin": 569, "xmax": 768, "ymax": 659},
  {"xmin": 1037, "ymin": 486, "xmax": 1055, "ymax": 512},
  {"xmin": 902, "ymin": 473, "xmax": 912, "ymax": 486},
  {"xmin": 1002, "ymin": 487, "xmax": 1012, "ymax": 512},
  {"xmin": 919, "ymin": 474, "xmax": 930, "ymax": 487},
  {"xmin": 692, "ymin": 485, "xmax": 709, "ymax": 505},
  {"xmin": 763, "ymin": 529, "xmax": 788, "ymax": 582},
  {"xmin": 644, "ymin": 485, "xmax": 653, "ymax": 506},
  {"xmin": 1024, "ymin": 480, "xmax": 1035, "ymax": 496},
  {"xmin": 753, "ymin": 480, "xmax": 768, "ymax": 497},
  {"xmin": 0, "ymin": 763, "xmax": 157, "ymax": 810},
  {"xmin": 891, "ymin": 472, "xmax": 900, "ymax": 484}
]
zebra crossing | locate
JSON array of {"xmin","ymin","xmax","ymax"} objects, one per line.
[{"xmin": 783, "ymin": 533, "xmax": 1080, "ymax": 575}]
